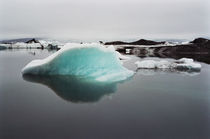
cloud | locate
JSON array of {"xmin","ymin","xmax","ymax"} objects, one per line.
[{"xmin": 0, "ymin": 0, "xmax": 209, "ymax": 41}]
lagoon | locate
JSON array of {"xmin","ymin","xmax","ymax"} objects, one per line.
[{"xmin": 0, "ymin": 49, "xmax": 209, "ymax": 139}]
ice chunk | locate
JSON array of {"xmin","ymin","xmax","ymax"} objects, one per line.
[
  {"xmin": 135, "ymin": 58, "xmax": 201, "ymax": 71},
  {"xmin": 105, "ymin": 45, "xmax": 130, "ymax": 60},
  {"xmin": 156, "ymin": 60, "xmax": 171, "ymax": 69},
  {"xmin": 135, "ymin": 60, "xmax": 157, "ymax": 69},
  {"xmin": 175, "ymin": 58, "xmax": 201, "ymax": 71},
  {"xmin": 12, "ymin": 42, "xmax": 42, "ymax": 49},
  {"xmin": 22, "ymin": 43, "xmax": 134, "ymax": 82},
  {"xmin": 116, "ymin": 51, "xmax": 131, "ymax": 60},
  {"xmin": 177, "ymin": 58, "xmax": 193, "ymax": 63},
  {"xmin": 135, "ymin": 60, "xmax": 171, "ymax": 69}
]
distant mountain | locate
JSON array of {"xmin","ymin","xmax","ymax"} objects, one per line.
[
  {"xmin": 115, "ymin": 37, "xmax": 210, "ymax": 64},
  {"xmin": 0, "ymin": 38, "xmax": 41, "ymax": 44},
  {"xmin": 154, "ymin": 39, "xmax": 189, "ymax": 43},
  {"xmin": 104, "ymin": 39, "xmax": 165, "ymax": 45},
  {"xmin": 190, "ymin": 38, "xmax": 210, "ymax": 44}
]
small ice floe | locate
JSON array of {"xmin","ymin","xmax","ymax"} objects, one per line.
[
  {"xmin": 175, "ymin": 58, "xmax": 201, "ymax": 71},
  {"xmin": 22, "ymin": 43, "xmax": 134, "ymax": 82},
  {"xmin": 135, "ymin": 60, "xmax": 171, "ymax": 69},
  {"xmin": 135, "ymin": 58, "xmax": 201, "ymax": 72},
  {"xmin": 116, "ymin": 51, "xmax": 131, "ymax": 60},
  {"xmin": 107, "ymin": 45, "xmax": 131, "ymax": 60},
  {"xmin": 125, "ymin": 49, "xmax": 131, "ymax": 54}
]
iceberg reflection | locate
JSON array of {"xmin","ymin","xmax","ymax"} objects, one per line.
[
  {"xmin": 136, "ymin": 69, "xmax": 200, "ymax": 76},
  {"xmin": 23, "ymin": 75, "xmax": 121, "ymax": 103}
]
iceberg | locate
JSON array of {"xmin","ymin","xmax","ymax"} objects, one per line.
[
  {"xmin": 135, "ymin": 58, "xmax": 201, "ymax": 72},
  {"xmin": 116, "ymin": 51, "xmax": 131, "ymax": 60},
  {"xmin": 22, "ymin": 43, "xmax": 134, "ymax": 82},
  {"xmin": 135, "ymin": 60, "xmax": 172, "ymax": 69},
  {"xmin": 105, "ymin": 45, "xmax": 131, "ymax": 60},
  {"xmin": 175, "ymin": 58, "xmax": 201, "ymax": 71},
  {"xmin": 8, "ymin": 42, "xmax": 43, "ymax": 49}
]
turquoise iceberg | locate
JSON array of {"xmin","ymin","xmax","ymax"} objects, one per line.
[{"xmin": 22, "ymin": 43, "xmax": 134, "ymax": 82}]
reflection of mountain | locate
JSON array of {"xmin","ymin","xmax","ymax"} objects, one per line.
[{"xmin": 23, "ymin": 75, "xmax": 120, "ymax": 103}]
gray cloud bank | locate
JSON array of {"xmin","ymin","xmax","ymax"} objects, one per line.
[{"xmin": 0, "ymin": 0, "xmax": 209, "ymax": 41}]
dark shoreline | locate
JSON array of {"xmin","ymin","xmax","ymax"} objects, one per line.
[
  {"xmin": 1, "ymin": 37, "xmax": 210, "ymax": 64},
  {"xmin": 106, "ymin": 38, "xmax": 210, "ymax": 64}
]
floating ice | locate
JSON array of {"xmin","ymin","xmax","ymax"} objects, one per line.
[
  {"xmin": 11, "ymin": 42, "xmax": 42, "ymax": 49},
  {"xmin": 116, "ymin": 51, "xmax": 131, "ymax": 60},
  {"xmin": 106, "ymin": 45, "xmax": 130, "ymax": 60},
  {"xmin": 135, "ymin": 60, "xmax": 157, "ymax": 69},
  {"xmin": 22, "ymin": 43, "xmax": 134, "ymax": 82},
  {"xmin": 135, "ymin": 58, "xmax": 201, "ymax": 71},
  {"xmin": 175, "ymin": 58, "xmax": 201, "ymax": 71}
]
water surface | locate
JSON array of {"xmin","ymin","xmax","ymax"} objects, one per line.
[{"xmin": 0, "ymin": 49, "xmax": 210, "ymax": 139}]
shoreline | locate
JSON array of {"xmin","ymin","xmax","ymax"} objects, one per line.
[{"xmin": 1, "ymin": 37, "xmax": 210, "ymax": 64}]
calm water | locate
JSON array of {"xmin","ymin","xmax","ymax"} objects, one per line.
[{"xmin": 0, "ymin": 49, "xmax": 210, "ymax": 139}]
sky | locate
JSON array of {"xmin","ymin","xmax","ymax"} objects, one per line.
[{"xmin": 0, "ymin": 0, "xmax": 209, "ymax": 41}]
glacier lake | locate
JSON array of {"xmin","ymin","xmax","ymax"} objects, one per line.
[{"xmin": 0, "ymin": 49, "xmax": 210, "ymax": 139}]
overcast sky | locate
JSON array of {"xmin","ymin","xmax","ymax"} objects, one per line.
[{"xmin": 0, "ymin": 0, "xmax": 209, "ymax": 41}]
